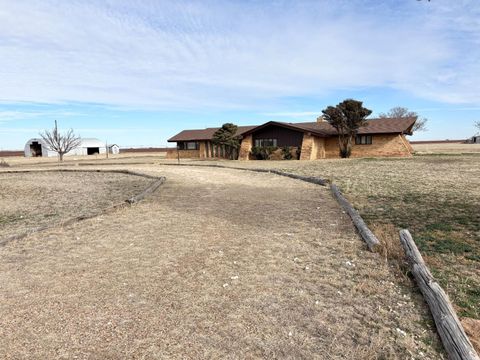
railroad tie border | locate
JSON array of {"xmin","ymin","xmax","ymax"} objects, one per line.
[
  {"xmin": 0, "ymin": 169, "xmax": 166, "ymax": 247},
  {"xmin": 158, "ymin": 162, "xmax": 329, "ymax": 186},
  {"xmin": 400, "ymin": 230, "xmax": 480, "ymax": 360},
  {"xmin": 330, "ymin": 184, "xmax": 380, "ymax": 251}
]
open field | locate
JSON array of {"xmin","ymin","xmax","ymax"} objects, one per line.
[
  {"xmin": 0, "ymin": 171, "xmax": 152, "ymax": 241},
  {"xmin": 0, "ymin": 151, "xmax": 166, "ymax": 167},
  {"xmin": 412, "ymin": 142, "xmax": 480, "ymax": 154},
  {"xmin": 1, "ymin": 149, "xmax": 170, "ymax": 158},
  {"xmin": 0, "ymin": 164, "xmax": 445, "ymax": 358},
  {"xmin": 0, "ymin": 150, "xmax": 23, "ymax": 157},
  {"xmin": 176, "ymin": 154, "xmax": 480, "ymax": 322}
]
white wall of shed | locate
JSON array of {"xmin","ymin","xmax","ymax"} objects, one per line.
[{"xmin": 109, "ymin": 145, "xmax": 120, "ymax": 154}]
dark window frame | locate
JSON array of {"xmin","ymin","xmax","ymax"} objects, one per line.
[
  {"xmin": 355, "ymin": 135, "xmax": 372, "ymax": 145},
  {"xmin": 178, "ymin": 141, "xmax": 199, "ymax": 150},
  {"xmin": 254, "ymin": 138, "xmax": 278, "ymax": 147}
]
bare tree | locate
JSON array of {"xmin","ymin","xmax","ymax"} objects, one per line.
[
  {"xmin": 378, "ymin": 107, "xmax": 427, "ymax": 133},
  {"xmin": 40, "ymin": 120, "xmax": 81, "ymax": 161},
  {"xmin": 475, "ymin": 120, "xmax": 480, "ymax": 134}
]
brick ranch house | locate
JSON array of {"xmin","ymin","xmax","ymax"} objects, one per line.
[{"xmin": 167, "ymin": 117, "xmax": 416, "ymax": 160}]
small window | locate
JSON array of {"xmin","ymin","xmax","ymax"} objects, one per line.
[
  {"xmin": 177, "ymin": 142, "xmax": 199, "ymax": 150},
  {"xmin": 254, "ymin": 138, "xmax": 278, "ymax": 147},
  {"xmin": 186, "ymin": 142, "xmax": 199, "ymax": 150},
  {"xmin": 355, "ymin": 135, "xmax": 372, "ymax": 145}
]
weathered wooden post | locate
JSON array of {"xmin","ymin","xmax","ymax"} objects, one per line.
[
  {"xmin": 330, "ymin": 184, "xmax": 380, "ymax": 251},
  {"xmin": 399, "ymin": 229, "xmax": 479, "ymax": 360}
]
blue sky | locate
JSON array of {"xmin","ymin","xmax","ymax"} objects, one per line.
[{"xmin": 1, "ymin": 0, "xmax": 479, "ymax": 149}]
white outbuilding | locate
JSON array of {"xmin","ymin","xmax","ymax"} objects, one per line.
[
  {"xmin": 108, "ymin": 144, "xmax": 120, "ymax": 155},
  {"xmin": 24, "ymin": 138, "xmax": 108, "ymax": 157}
]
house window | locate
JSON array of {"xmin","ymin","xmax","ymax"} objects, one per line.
[
  {"xmin": 186, "ymin": 141, "xmax": 199, "ymax": 150},
  {"xmin": 178, "ymin": 142, "xmax": 199, "ymax": 150},
  {"xmin": 355, "ymin": 135, "xmax": 372, "ymax": 145},
  {"xmin": 254, "ymin": 138, "xmax": 278, "ymax": 147}
]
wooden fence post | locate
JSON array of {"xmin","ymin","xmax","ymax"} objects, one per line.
[
  {"xmin": 399, "ymin": 229, "xmax": 480, "ymax": 360},
  {"xmin": 330, "ymin": 184, "xmax": 380, "ymax": 251}
]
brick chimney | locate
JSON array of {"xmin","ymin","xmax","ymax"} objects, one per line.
[{"xmin": 316, "ymin": 115, "xmax": 325, "ymax": 123}]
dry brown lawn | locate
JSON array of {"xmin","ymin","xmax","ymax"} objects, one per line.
[
  {"xmin": 412, "ymin": 142, "xmax": 480, "ymax": 154},
  {"xmin": 174, "ymin": 154, "xmax": 480, "ymax": 322},
  {"xmin": 0, "ymin": 164, "xmax": 444, "ymax": 359},
  {"xmin": 2, "ymin": 151, "xmax": 166, "ymax": 168},
  {"xmin": 0, "ymin": 171, "xmax": 152, "ymax": 241}
]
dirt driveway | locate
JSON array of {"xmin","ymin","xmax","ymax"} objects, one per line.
[{"xmin": 0, "ymin": 166, "xmax": 443, "ymax": 359}]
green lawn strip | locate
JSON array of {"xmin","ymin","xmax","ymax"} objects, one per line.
[{"xmin": 344, "ymin": 189, "xmax": 479, "ymax": 319}]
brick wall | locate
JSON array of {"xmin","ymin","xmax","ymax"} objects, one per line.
[
  {"xmin": 299, "ymin": 134, "xmax": 314, "ymax": 160},
  {"xmin": 325, "ymin": 137, "xmax": 340, "ymax": 158},
  {"xmin": 238, "ymin": 134, "xmax": 253, "ymax": 160},
  {"xmin": 399, "ymin": 135, "xmax": 414, "ymax": 153},
  {"xmin": 300, "ymin": 134, "xmax": 326, "ymax": 160},
  {"xmin": 324, "ymin": 134, "xmax": 413, "ymax": 158},
  {"xmin": 166, "ymin": 149, "xmax": 201, "ymax": 159},
  {"xmin": 312, "ymin": 136, "xmax": 326, "ymax": 159},
  {"xmin": 199, "ymin": 141, "xmax": 207, "ymax": 158},
  {"xmin": 167, "ymin": 133, "xmax": 412, "ymax": 160}
]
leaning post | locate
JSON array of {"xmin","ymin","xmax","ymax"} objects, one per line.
[{"xmin": 399, "ymin": 229, "xmax": 479, "ymax": 360}]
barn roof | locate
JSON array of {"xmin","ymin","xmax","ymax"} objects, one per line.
[
  {"xmin": 79, "ymin": 138, "xmax": 105, "ymax": 147},
  {"xmin": 167, "ymin": 117, "xmax": 416, "ymax": 142},
  {"xmin": 25, "ymin": 137, "xmax": 106, "ymax": 148},
  {"xmin": 25, "ymin": 138, "xmax": 48, "ymax": 145}
]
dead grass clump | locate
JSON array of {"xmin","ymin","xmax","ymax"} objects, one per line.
[
  {"xmin": 0, "ymin": 159, "xmax": 10, "ymax": 167},
  {"xmin": 352, "ymin": 335, "xmax": 398, "ymax": 360},
  {"xmin": 372, "ymin": 223, "xmax": 406, "ymax": 263},
  {"xmin": 460, "ymin": 318, "xmax": 480, "ymax": 354}
]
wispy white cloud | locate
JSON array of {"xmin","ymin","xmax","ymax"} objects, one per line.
[
  {"xmin": 0, "ymin": 111, "xmax": 43, "ymax": 122},
  {"xmin": 0, "ymin": 110, "xmax": 82, "ymax": 123},
  {"xmin": 414, "ymin": 107, "xmax": 480, "ymax": 112},
  {"xmin": 262, "ymin": 111, "xmax": 321, "ymax": 118},
  {"xmin": 0, "ymin": 0, "xmax": 479, "ymax": 109},
  {"xmin": 0, "ymin": 127, "xmax": 163, "ymax": 134}
]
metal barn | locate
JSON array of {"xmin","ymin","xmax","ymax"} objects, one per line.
[{"xmin": 24, "ymin": 138, "xmax": 108, "ymax": 157}]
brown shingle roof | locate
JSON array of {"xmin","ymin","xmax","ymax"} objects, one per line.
[
  {"xmin": 168, "ymin": 125, "xmax": 257, "ymax": 142},
  {"xmin": 293, "ymin": 116, "xmax": 417, "ymax": 136},
  {"xmin": 360, "ymin": 117, "xmax": 416, "ymax": 135},
  {"xmin": 167, "ymin": 117, "xmax": 416, "ymax": 142}
]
